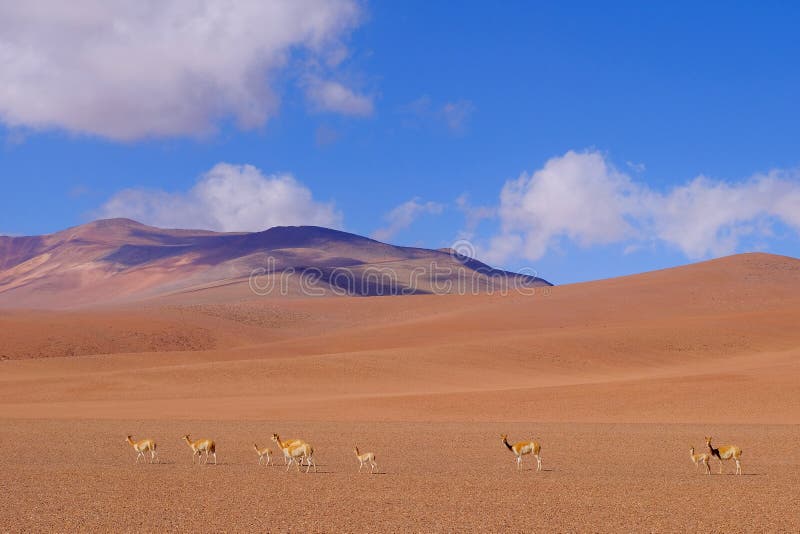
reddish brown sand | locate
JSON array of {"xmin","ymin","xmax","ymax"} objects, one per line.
[
  {"xmin": 2, "ymin": 420, "xmax": 798, "ymax": 532},
  {"xmin": 1, "ymin": 253, "xmax": 800, "ymax": 531}
]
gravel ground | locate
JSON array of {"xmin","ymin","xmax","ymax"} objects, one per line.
[{"xmin": 2, "ymin": 419, "xmax": 798, "ymax": 533}]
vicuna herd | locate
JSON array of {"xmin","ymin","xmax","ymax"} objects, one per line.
[
  {"xmin": 125, "ymin": 433, "xmax": 377, "ymax": 474},
  {"xmin": 126, "ymin": 433, "xmax": 744, "ymax": 475}
]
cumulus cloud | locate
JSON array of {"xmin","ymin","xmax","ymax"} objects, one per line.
[
  {"xmin": 305, "ymin": 78, "xmax": 373, "ymax": 116},
  {"xmin": 486, "ymin": 151, "xmax": 640, "ymax": 263},
  {"xmin": 98, "ymin": 163, "xmax": 342, "ymax": 232},
  {"xmin": 483, "ymin": 150, "xmax": 800, "ymax": 264},
  {"xmin": 0, "ymin": 1, "xmax": 363, "ymax": 140},
  {"xmin": 372, "ymin": 198, "xmax": 444, "ymax": 242},
  {"xmin": 647, "ymin": 171, "xmax": 800, "ymax": 258}
]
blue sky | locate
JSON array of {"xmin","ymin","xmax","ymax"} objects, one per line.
[{"xmin": 1, "ymin": 1, "xmax": 799, "ymax": 284}]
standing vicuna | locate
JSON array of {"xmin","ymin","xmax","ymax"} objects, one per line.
[
  {"xmin": 182, "ymin": 435, "xmax": 217, "ymax": 465},
  {"xmin": 689, "ymin": 446, "xmax": 710, "ymax": 474},
  {"xmin": 270, "ymin": 433, "xmax": 306, "ymax": 466},
  {"xmin": 354, "ymin": 446, "xmax": 378, "ymax": 473},
  {"xmin": 501, "ymin": 434, "xmax": 542, "ymax": 471},
  {"xmin": 290, "ymin": 442, "xmax": 317, "ymax": 473},
  {"xmin": 705, "ymin": 436, "xmax": 742, "ymax": 475},
  {"xmin": 253, "ymin": 443, "xmax": 273, "ymax": 466},
  {"xmin": 272, "ymin": 434, "xmax": 316, "ymax": 473},
  {"xmin": 125, "ymin": 435, "xmax": 158, "ymax": 464}
]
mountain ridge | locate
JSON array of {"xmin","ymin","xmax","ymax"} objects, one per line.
[{"xmin": 0, "ymin": 218, "xmax": 550, "ymax": 308}]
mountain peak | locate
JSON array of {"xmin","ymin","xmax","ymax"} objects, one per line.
[{"xmin": 0, "ymin": 219, "xmax": 551, "ymax": 308}]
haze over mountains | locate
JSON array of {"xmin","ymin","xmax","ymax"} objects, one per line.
[{"xmin": 0, "ymin": 218, "xmax": 549, "ymax": 309}]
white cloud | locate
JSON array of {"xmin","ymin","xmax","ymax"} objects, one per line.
[
  {"xmin": 455, "ymin": 194, "xmax": 495, "ymax": 240},
  {"xmin": 372, "ymin": 198, "xmax": 444, "ymax": 242},
  {"xmin": 0, "ymin": 1, "xmax": 363, "ymax": 140},
  {"xmin": 486, "ymin": 150, "xmax": 639, "ymax": 263},
  {"xmin": 440, "ymin": 100, "xmax": 475, "ymax": 133},
  {"xmin": 400, "ymin": 96, "xmax": 475, "ymax": 133},
  {"xmin": 626, "ymin": 161, "xmax": 646, "ymax": 173},
  {"xmin": 647, "ymin": 171, "xmax": 800, "ymax": 258},
  {"xmin": 484, "ymin": 150, "xmax": 800, "ymax": 264},
  {"xmin": 98, "ymin": 163, "xmax": 342, "ymax": 232},
  {"xmin": 305, "ymin": 78, "xmax": 373, "ymax": 116}
]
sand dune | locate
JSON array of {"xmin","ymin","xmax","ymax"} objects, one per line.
[{"xmin": 1, "ymin": 251, "xmax": 798, "ymax": 424}]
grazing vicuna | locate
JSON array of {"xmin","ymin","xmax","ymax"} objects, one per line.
[
  {"xmin": 125, "ymin": 435, "xmax": 158, "ymax": 464},
  {"xmin": 500, "ymin": 434, "xmax": 542, "ymax": 471},
  {"xmin": 354, "ymin": 446, "xmax": 378, "ymax": 473},
  {"xmin": 689, "ymin": 446, "xmax": 710, "ymax": 474},
  {"xmin": 253, "ymin": 443, "xmax": 273, "ymax": 466},
  {"xmin": 705, "ymin": 436, "xmax": 742, "ymax": 475},
  {"xmin": 182, "ymin": 435, "xmax": 217, "ymax": 465}
]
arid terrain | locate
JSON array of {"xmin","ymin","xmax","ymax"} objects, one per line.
[{"xmin": 1, "ymin": 240, "xmax": 799, "ymax": 532}]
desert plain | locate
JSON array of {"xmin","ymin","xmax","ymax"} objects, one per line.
[{"xmin": 2, "ymin": 251, "xmax": 800, "ymax": 532}]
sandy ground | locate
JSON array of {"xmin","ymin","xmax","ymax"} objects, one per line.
[
  {"xmin": 1, "ymin": 253, "xmax": 799, "ymax": 531},
  {"xmin": 2, "ymin": 420, "xmax": 798, "ymax": 533}
]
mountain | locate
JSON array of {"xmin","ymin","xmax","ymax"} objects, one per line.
[{"xmin": 0, "ymin": 218, "xmax": 550, "ymax": 308}]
